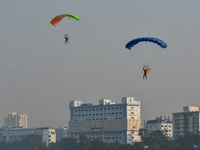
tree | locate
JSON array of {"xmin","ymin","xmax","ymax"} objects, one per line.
[
  {"xmin": 0, "ymin": 134, "xmax": 47, "ymax": 150},
  {"xmin": 142, "ymin": 130, "xmax": 169, "ymax": 150},
  {"xmin": 132, "ymin": 142, "xmax": 144, "ymax": 150},
  {"xmin": 91, "ymin": 139, "xmax": 107, "ymax": 150},
  {"xmin": 19, "ymin": 134, "xmax": 46, "ymax": 150},
  {"xmin": 48, "ymin": 137, "xmax": 77, "ymax": 150},
  {"xmin": 79, "ymin": 134, "xmax": 91, "ymax": 150}
]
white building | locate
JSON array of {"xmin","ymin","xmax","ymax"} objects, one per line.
[
  {"xmin": 56, "ymin": 127, "xmax": 69, "ymax": 141},
  {"xmin": 144, "ymin": 116, "xmax": 173, "ymax": 139},
  {"xmin": 68, "ymin": 97, "xmax": 141, "ymax": 144},
  {"xmin": 173, "ymin": 106, "xmax": 200, "ymax": 139},
  {"xmin": 0, "ymin": 127, "xmax": 56, "ymax": 146},
  {"xmin": 4, "ymin": 112, "xmax": 27, "ymax": 128}
]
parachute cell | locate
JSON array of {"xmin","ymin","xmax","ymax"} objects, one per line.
[
  {"xmin": 125, "ymin": 37, "xmax": 167, "ymax": 50},
  {"xmin": 66, "ymin": 14, "xmax": 80, "ymax": 21}
]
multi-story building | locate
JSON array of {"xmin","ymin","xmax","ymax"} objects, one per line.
[
  {"xmin": 173, "ymin": 106, "xmax": 200, "ymax": 139},
  {"xmin": 144, "ymin": 116, "xmax": 173, "ymax": 139},
  {"xmin": 0, "ymin": 127, "xmax": 56, "ymax": 146},
  {"xmin": 68, "ymin": 97, "xmax": 141, "ymax": 144},
  {"xmin": 56, "ymin": 127, "xmax": 69, "ymax": 141},
  {"xmin": 4, "ymin": 112, "xmax": 27, "ymax": 128}
]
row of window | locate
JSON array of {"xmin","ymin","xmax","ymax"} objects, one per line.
[
  {"xmin": 74, "ymin": 115, "xmax": 123, "ymax": 121},
  {"xmin": 74, "ymin": 131, "xmax": 123, "ymax": 136},
  {"xmin": 74, "ymin": 107, "xmax": 123, "ymax": 112},
  {"xmin": 146, "ymin": 125, "xmax": 172, "ymax": 128},
  {"xmin": 75, "ymin": 112, "xmax": 123, "ymax": 115},
  {"xmin": 174, "ymin": 123, "xmax": 199, "ymax": 126}
]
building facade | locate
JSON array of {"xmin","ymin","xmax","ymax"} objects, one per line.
[
  {"xmin": 173, "ymin": 106, "xmax": 200, "ymax": 139},
  {"xmin": 144, "ymin": 116, "xmax": 173, "ymax": 139},
  {"xmin": 68, "ymin": 97, "xmax": 141, "ymax": 144},
  {"xmin": 56, "ymin": 127, "xmax": 69, "ymax": 141},
  {"xmin": 4, "ymin": 112, "xmax": 27, "ymax": 128},
  {"xmin": 0, "ymin": 127, "xmax": 56, "ymax": 146}
]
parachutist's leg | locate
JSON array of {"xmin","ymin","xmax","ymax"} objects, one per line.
[
  {"xmin": 143, "ymin": 71, "xmax": 146, "ymax": 79},
  {"xmin": 143, "ymin": 71, "xmax": 147, "ymax": 79},
  {"xmin": 65, "ymin": 38, "xmax": 68, "ymax": 44},
  {"xmin": 66, "ymin": 38, "xmax": 68, "ymax": 44}
]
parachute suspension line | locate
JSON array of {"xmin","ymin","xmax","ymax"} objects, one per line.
[
  {"xmin": 135, "ymin": 42, "xmax": 163, "ymax": 66},
  {"xmin": 148, "ymin": 46, "xmax": 162, "ymax": 65},
  {"xmin": 145, "ymin": 44, "xmax": 162, "ymax": 66},
  {"xmin": 64, "ymin": 18, "xmax": 78, "ymax": 40}
]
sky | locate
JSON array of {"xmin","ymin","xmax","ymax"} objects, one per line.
[{"xmin": 0, "ymin": 0, "xmax": 200, "ymax": 128}]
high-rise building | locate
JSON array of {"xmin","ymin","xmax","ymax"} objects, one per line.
[
  {"xmin": 68, "ymin": 97, "xmax": 141, "ymax": 144},
  {"xmin": 4, "ymin": 112, "xmax": 27, "ymax": 128},
  {"xmin": 0, "ymin": 127, "xmax": 56, "ymax": 146},
  {"xmin": 144, "ymin": 116, "xmax": 173, "ymax": 139},
  {"xmin": 173, "ymin": 106, "xmax": 200, "ymax": 139}
]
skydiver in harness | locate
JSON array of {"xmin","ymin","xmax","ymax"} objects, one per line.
[
  {"xmin": 64, "ymin": 17, "xmax": 72, "ymax": 44},
  {"xmin": 143, "ymin": 65, "xmax": 151, "ymax": 79},
  {"xmin": 64, "ymin": 34, "xmax": 69, "ymax": 44}
]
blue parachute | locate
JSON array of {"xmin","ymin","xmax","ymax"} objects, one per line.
[{"xmin": 125, "ymin": 37, "xmax": 167, "ymax": 50}]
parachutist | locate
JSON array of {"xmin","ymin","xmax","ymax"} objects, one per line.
[
  {"xmin": 64, "ymin": 34, "xmax": 69, "ymax": 44},
  {"xmin": 143, "ymin": 65, "xmax": 151, "ymax": 79},
  {"xmin": 143, "ymin": 65, "xmax": 148, "ymax": 79}
]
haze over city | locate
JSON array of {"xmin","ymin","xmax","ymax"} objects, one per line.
[{"xmin": 0, "ymin": 0, "xmax": 200, "ymax": 128}]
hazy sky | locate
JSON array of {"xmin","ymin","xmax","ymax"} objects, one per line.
[{"xmin": 1, "ymin": 0, "xmax": 200, "ymax": 128}]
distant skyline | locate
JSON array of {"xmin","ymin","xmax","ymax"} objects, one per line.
[
  {"xmin": 3, "ymin": 112, "xmax": 27, "ymax": 128},
  {"xmin": 1, "ymin": 103, "xmax": 199, "ymax": 129},
  {"xmin": 0, "ymin": 0, "xmax": 200, "ymax": 128}
]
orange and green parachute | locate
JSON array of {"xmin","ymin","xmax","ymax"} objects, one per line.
[{"xmin": 50, "ymin": 14, "xmax": 80, "ymax": 26}]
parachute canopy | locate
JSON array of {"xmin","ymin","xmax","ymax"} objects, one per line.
[
  {"xmin": 125, "ymin": 37, "xmax": 167, "ymax": 50},
  {"xmin": 50, "ymin": 14, "xmax": 80, "ymax": 26}
]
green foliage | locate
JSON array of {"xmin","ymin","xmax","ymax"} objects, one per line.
[
  {"xmin": 0, "ymin": 134, "xmax": 47, "ymax": 150},
  {"xmin": 143, "ymin": 130, "xmax": 169, "ymax": 149},
  {"xmin": 91, "ymin": 139, "xmax": 107, "ymax": 150},
  {"xmin": 1, "ymin": 132, "xmax": 200, "ymax": 150},
  {"xmin": 106, "ymin": 141, "xmax": 121, "ymax": 150},
  {"xmin": 48, "ymin": 137, "xmax": 77, "ymax": 150},
  {"xmin": 132, "ymin": 142, "xmax": 144, "ymax": 150},
  {"xmin": 79, "ymin": 134, "xmax": 91, "ymax": 150}
]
